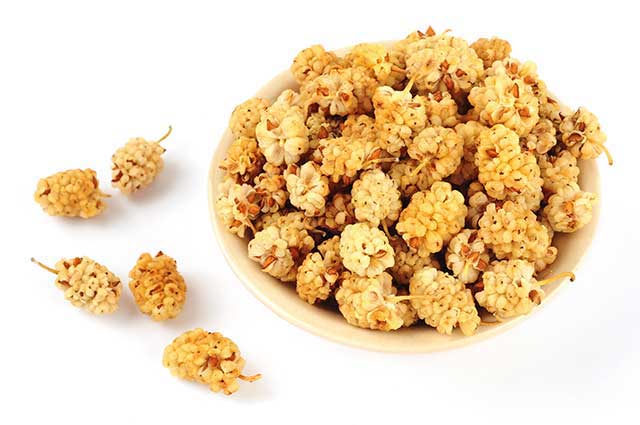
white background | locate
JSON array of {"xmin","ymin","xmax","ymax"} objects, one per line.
[{"xmin": 1, "ymin": 1, "xmax": 638, "ymax": 423}]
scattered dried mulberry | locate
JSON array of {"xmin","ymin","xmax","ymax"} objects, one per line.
[
  {"xmin": 32, "ymin": 257, "xmax": 121, "ymax": 314},
  {"xmin": 35, "ymin": 168, "xmax": 108, "ymax": 219},
  {"xmin": 129, "ymin": 251, "xmax": 187, "ymax": 321},
  {"xmin": 162, "ymin": 328, "xmax": 260, "ymax": 395},
  {"xmin": 111, "ymin": 127, "xmax": 171, "ymax": 194}
]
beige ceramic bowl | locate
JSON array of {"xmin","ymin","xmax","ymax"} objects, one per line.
[{"xmin": 208, "ymin": 43, "xmax": 600, "ymax": 352}]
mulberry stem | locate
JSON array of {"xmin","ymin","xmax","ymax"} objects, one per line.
[
  {"xmin": 538, "ymin": 271, "xmax": 575, "ymax": 286},
  {"xmin": 595, "ymin": 142, "xmax": 613, "ymax": 166},
  {"xmin": 410, "ymin": 157, "xmax": 429, "ymax": 177},
  {"xmin": 388, "ymin": 295, "xmax": 432, "ymax": 303},
  {"xmin": 480, "ymin": 320, "xmax": 501, "ymax": 326},
  {"xmin": 391, "ymin": 65, "xmax": 406, "ymax": 74},
  {"xmin": 156, "ymin": 126, "xmax": 173, "ymax": 144},
  {"xmin": 362, "ymin": 157, "xmax": 398, "ymax": 168},
  {"xmin": 31, "ymin": 258, "xmax": 57, "ymax": 275},
  {"xmin": 239, "ymin": 373, "xmax": 262, "ymax": 382},
  {"xmin": 381, "ymin": 220, "xmax": 392, "ymax": 240},
  {"xmin": 402, "ymin": 77, "xmax": 416, "ymax": 95}
]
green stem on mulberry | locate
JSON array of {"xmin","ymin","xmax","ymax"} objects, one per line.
[{"xmin": 31, "ymin": 258, "xmax": 57, "ymax": 275}]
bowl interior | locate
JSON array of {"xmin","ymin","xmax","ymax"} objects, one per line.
[{"xmin": 208, "ymin": 45, "xmax": 600, "ymax": 353}]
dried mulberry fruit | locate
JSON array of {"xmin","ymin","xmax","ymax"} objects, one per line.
[
  {"xmin": 469, "ymin": 74, "xmax": 539, "ymax": 136},
  {"xmin": 219, "ymin": 136, "xmax": 265, "ymax": 184},
  {"xmin": 162, "ymin": 328, "xmax": 260, "ymax": 395},
  {"xmin": 229, "ymin": 97, "xmax": 270, "ymax": 138},
  {"xmin": 389, "ymin": 236, "xmax": 440, "ymax": 286},
  {"xmin": 407, "ymin": 125, "xmax": 464, "ymax": 183},
  {"xmin": 423, "ymin": 91, "xmax": 460, "ymax": 127},
  {"xmin": 470, "ymin": 37, "xmax": 512, "ymax": 68},
  {"xmin": 396, "ymin": 182, "xmax": 467, "ymax": 257},
  {"xmin": 253, "ymin": 164, "xmax": 288, "ymax": 214},
  {"xmin": 520, "ymin": 118, "xmax": 556, "ymax": 154},
  {"xmin": 301, "ymin": 67, "xmax": 377, "ymax": 116},
  {"xmin": 248, "ymin": 214, "xmax": 315, "ymax": 282},
  {"xmin": 318, "ymin": 136, "xmax": 383, "ymax": 183},
  {"xmin": 34, "ymin": 168, "xmax": 108, "ymax": 218},
  {"xmin": 405, "ymin": 32, "xmax": 484, "ymax": 94},
  {"xmin": 466, "ymin": 189, "xmax": 493, "ymax": 229},
  {"xmin": 543, "ymin": 183, "xmax": 597, "ymax": 232},
  {"xmin": 373, "ymin": 83, "xmax": 427, "ymax": 156},
  {"xmin": 316, "ymin": 192, "xmax": 356, "ymax": 233},
  {"xmin": 445, "ymin": 229, "xmax": 490, "ymax": 284},
  {"xmin": 285, "ymin": 162, "xmax": 329, "ymax": 216},
  {"xmin": 475, "ymin": 124, "xmax": 543, "ymax": 210},
  {"xmin": 409, "ymin": 267, "xmax": 480, "ymax": 336},
  {"xmin": 335, "ymin": 272, "xmax": 412, "ymax": 331},
  {"xmin": 296, "ymin": 236, "xmax": 342, "ymax": 304},
  {"xmin": 351, "ymin": 169, "xmax": 402, "ymax": 227},
  {"xmin": 111, "ymin": 126, "xmax": 172, "ymax": 194},
  {"xmin": 475, "ymin": 259, "xmax": 575, "ymax": 320},
  {"xmin": 291, "ymin": 45, "xmax": 342, "ymax": 84},
  {"xmin": 339, "ymin": 223, "xmax": 394, "ymax": 277},
  {"xmin": 306, "ymin": 111, "xmax": 342, "ymax": 149},
  {"xmin": 215, "ymin": 178, "xmax": 261, "ymax": 238},
  {"xmin": 128, "ymin": 251, "xmax": 187, "ymax": 321},
  {"xmin": 449, "ymin": 121, "xmax": 486, "ymax": 185},
  {"xmin": 32, "ymin": 257, "xmax": 121, "ymax": 314},
  {"xmin": 389, "ymin": 159, "xmax": 434, "ymax": 199},
  {"xmin": 346, "ymin": 43, "xmax": 404, "ymax": 87},
  {"xmin": 341, "ymin": 114, "xmax": 377, "ymax": 144},
  {"xmin": 538, "ymin": 150, "xmax": 579, "ymax": 193},
  {"xmin": 256, "ymin": 90, "xmax": 309, "ymax": 165},
  {"xmin": 478, "ymin": 201, "xmax": 551, "ymax": 261},
  {"xmin": 559, "ymin": 107, "xmax": 612, "ymax": 165}
]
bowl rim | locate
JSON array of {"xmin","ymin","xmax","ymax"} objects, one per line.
[{"xmin": 208, "ymin": 42, "xmax": 601, "ymax": 353}]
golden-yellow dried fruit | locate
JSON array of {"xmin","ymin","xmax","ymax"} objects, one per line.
[
  {"xmin": 306, "ymin": 111, "xmax": 342, "ymax": 149},
  {"xmin": 469, "ymin": 74, "xmax": 539, "ymax": 136},
  {"xmin": 475, "ymin": 124, "xmax": 543, "ymax": 210},
  {"xmin": 34, "ymin": 168, "xmax": 108, "ymax": 218},
  {"xmin": 318, "ymin": 136, "xmax": 383, "ymax": 183},
  {"xmin": 291, "ymin": 44, "xmax": 342, "ymax": 85},
  {"xmin": 471, "ymin": 37, "xmax": 512, "ymax": 68},
  {"xmin": 396, "ymin": 182, "xmax": 467, "ymax": 257},
  {"xmin": 409, "ymin": 266, "xmax": 480, "ymax": 336},
  {"xmin": 538, "ymin": 150, "xmax": 580, "ymax": 193},
  {"xmin": 215, "ymin": 178, "xmax": 261, "ymax": 238},
  {"xmin": 229, "ymin": 97, "xmax": 270, "ymax": 138},
  {"xmin": 335, "ymin": 271, "xmax": 413, "ymax": 331},
  {"xmin": 423, "ymin": 91, "xmax": 460, "ymax": 127},
  {"xmin": 296, "ymin": 236, "xmax": 342, "ymax": 304},
  {"xmin": 253, "ymin": 164, "xmax": 288, "ymax": 214},
  {"xmin": 449, "ymin": 121, "xmax": 486, "ymax": 185},
  {"xmin": 389, "ymin": 236, "xmax": 440, "ymax": 286},
  {"xmin": 316, "ymin": 192, "xmax": 356, "ymax": 233},
  {"xmin": 520, "ymin": 118, "xmax": 556, "ymax": 154},
  {"xmin": 111, "ymin": 127, "xmax": 172, "ymax": 194},
  {"xmin": 219, "ymin": 136, "xmax": 265, "ymax": 184},
  {"xmin": 162, "ymin": 328, "xmax": 261, "ymax": 396},
  {"xmin": 346, "ymin": 43, "xmax": 404, "ymax": 87},
  {"xmin": 129, "ymin": 251, "xmax": 187, "ymax": 321},
  {"xmin": 407, "ymin": 125, "xmax": 464, "ymax": 183},
  {"xmin": 32, "ymin": 257, "xmax": 121, "ymax": 314}
]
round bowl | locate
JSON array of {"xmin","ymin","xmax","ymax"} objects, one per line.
[{"xmin": 208, "ymin": 43, "xmax": 601, "ymax": 353}]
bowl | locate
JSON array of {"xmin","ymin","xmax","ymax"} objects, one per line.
[{"xmin": 208, "ymin": 42, "xmax": 601, "ymax": 353}]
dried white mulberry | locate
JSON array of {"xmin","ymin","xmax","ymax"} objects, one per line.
[
  {"xmin": 291, "ymin": 44, "xmax": 342, "ymax": 85},
  {"xmin": 229, "ymin": 97, "xmax": 270, "ymax": 138},
  {"xmin": 162, "ymin": 328, "xmax": 260, "ymax": 395},
  {"xmin": 559, "ymin": 107, "xmax": 612, "ymax": 164},
  {"xmin": 351, "ymin": 169, "xmax": 402, "ymax": 227},
  {"xmin": 339, "ymin": 223, "xmax": 394, "ymax": 277},
  {"xmin": 128, "ymin": 251, "xmax": 187, "ymax": 321},
  {"xmin": 396, "ymin": 182, "xmax": 467, "ymax": 257},
  {"xmin": 445, "ymin": 229, "xmax": 490, "ymax": 284},
  {"xmin": 111, "ymin": 127, "xmax": 171, "ymax": 194},
  {"xmin": 471, "ymin": 37, "xmax": 512, "ymax": 68},
  {"xmin": 296, "ymin": 236, "xmax": 342, "ymax": 304},
  {"xmin": 32, "ymin": 257, "xmax": 121, "ymax": 314},
  {"xmin": 543, "ymin": 183, "xmax": 597, "ymax": 232},
  {"xmin": 34, "ymin": 169, "xmax": 108, "ymax": 218},
  {"xmin": 285, "ymin": 162, "xmax": 329, "ymax": 216}
]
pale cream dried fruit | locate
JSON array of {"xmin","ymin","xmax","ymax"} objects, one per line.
[
  {"xmin": 471, "ymin": 37, "xmax": 512, "ymax": 68},
  {"xmin": 229, "ymin": 97, "xmax": 270, "ymax": 138},
  {"xmin": 111, "ymin": 127, "xmax": 172, "ymax": 194},
  {"xmin": 339, "ymin": 223, "xmax": 394, "ymax": 277},
  {"xmin": 409, "ymin": 266, "xmax": 480, "ymax": 336},
  {"xmin": 129, "ymin": 251, "xmax": 187, "ymax": 321},
  {"xmin": 162, "ymin": 328, "xmax": 261, "ymax": 396},
  {"xmin": 34, "ymin": 168, "xmax": 108, "ymax": 218},
  {"xmin": 559, "ymin": 107, "xmax": 612, "ymax": 165},
  {"xmin": 32, "ymin": 257, "xmax": 121, "ymax": 314},
  {"xmin": 291, "ymin": 44, "xmax": 342, "ymax": 85},
  {"xmin": 351, "ymin": 169, "xmax": 402, "ymax": 227},
  {"xmin": 296, "ymin": 236, "xmax": 342, "ymax": 304},
  {"xmin": 543, "ymin": 183, "xmax": 597, "ymax": 233},
  {"xmin": 445, "ymin": 229, "xmax": 490, "ymax": 284},
  {"xmin": 285, "ymin": 162, "xmax": 329, "ymax": 217},
  {"xmin": 219, "ymin": 136, "xmax": 265, "ymax": 184}
]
